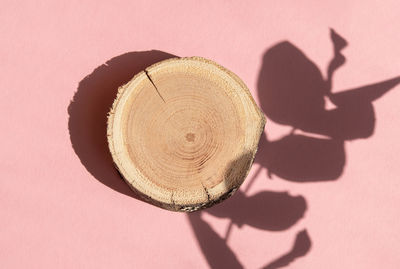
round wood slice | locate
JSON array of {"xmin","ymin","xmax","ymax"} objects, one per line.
[{"xmin": 107, "ymin": 57, "xmax": 265, "ymax": 212}]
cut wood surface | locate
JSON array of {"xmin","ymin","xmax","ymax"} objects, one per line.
[{"xmin": 107, "ymin": 57, "xmax": 265, "ymax": 211}]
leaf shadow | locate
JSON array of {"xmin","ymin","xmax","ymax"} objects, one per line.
[{"xmin": 189, "ymin": 28, "xmax": 400, "ymax": 268}]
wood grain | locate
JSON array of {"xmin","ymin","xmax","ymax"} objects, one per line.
[{"xmin": 107, "ymin": 57, "xmax": 265, "ymax": 211}]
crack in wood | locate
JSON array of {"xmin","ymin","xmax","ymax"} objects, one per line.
[
  {"xmin": 171, "ymin": 192, "xmax": 176, "ymax": 209},
  {"xmin": 202, "ymin": 183, "xmax": 211, "ymax": 202},
  {"xmin": 144, "ymin": 69, "xmax": 166, "ymax": 103}
]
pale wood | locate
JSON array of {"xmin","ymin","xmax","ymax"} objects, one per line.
[{"xmin": 107, "ymin": 57, "xmax": 265, "ymax": 211}]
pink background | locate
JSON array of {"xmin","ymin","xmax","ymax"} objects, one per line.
[{"xmin": 1, "ymin": 1, "xmax": 400, "ymax": 268}]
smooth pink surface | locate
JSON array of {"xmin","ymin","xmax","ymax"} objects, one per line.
[{"xmin": 1, "ymin": 1, "xmax": 400, "ymax": 268}]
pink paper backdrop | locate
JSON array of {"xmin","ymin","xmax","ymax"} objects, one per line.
[{"xmin": 1, "ymin": 1, "xmax": 400, "ymax": 268}]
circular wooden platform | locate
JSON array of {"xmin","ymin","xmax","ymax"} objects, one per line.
[{"xmin": 107, "ymin": 57, "xmax": 265, "ymax": 211}]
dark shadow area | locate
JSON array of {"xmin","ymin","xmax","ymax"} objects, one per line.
[
  {"xmin": 189, "ymin": 28, "xmax": 400, "ymax": 268},
  {"xmin": 262, "ymin": 230, "xmax": 311, "ymax": 269},
  {"xmin": 189, "ymin": 212, "xmax": 244, "ymax": 269},
  {"xmin": 188, "ymin": 153, "xmax": 308, "ymax": 268},
  {"xmin": 257, "ymin": 133, "xmax": 345, "ymax": 182},
  {"xmin": 255, "ymin": 29, "xmax": 400, "ymax": 182},
  {"xmin": 206, "ymin": 190, "xmax": 306, "ymax": 231},
  {"xmin": 68, "ymin": 50, "xmax": 176, "ymax": 198}
]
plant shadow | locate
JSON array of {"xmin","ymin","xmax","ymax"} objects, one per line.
[
  {"xmin": 188, "ymin": 29, "xmax": 400, "ymax": 269},
  {"xmin": 255, "ymin": 29, "xmax": 400, "ymax": 182},
  {"xmin": 188, "ymin": 153, "xmax": 310, "ymax": 269}
]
